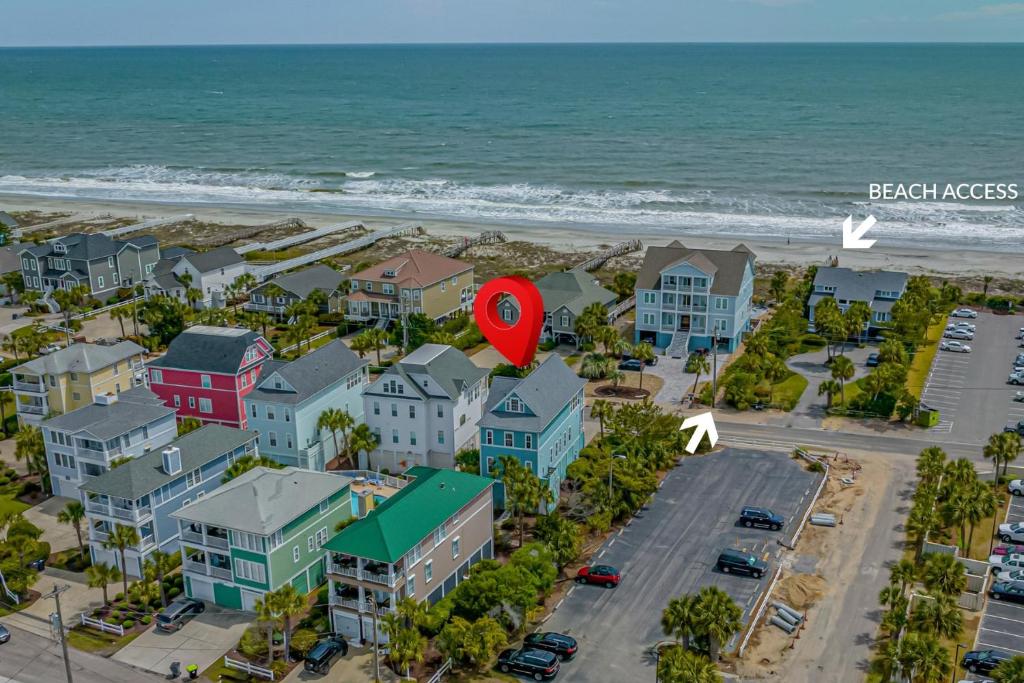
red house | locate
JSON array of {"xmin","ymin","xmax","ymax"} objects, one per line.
[{"xmin": 146, "ymin": 326, "xmax": 273, "ymax": 429}]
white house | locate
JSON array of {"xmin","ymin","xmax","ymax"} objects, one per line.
[{"xmin": 145, "ymin": 246, "xmax": 247, "ymax": 310}]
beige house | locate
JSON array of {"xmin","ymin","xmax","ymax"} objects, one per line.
[
  {"xmin": 345, "ymin": 249, "xmax": 474, "ymax": 324},
  {"xmin": 12, "ymin": 341, "xmax": 147, "ymax": 424},
  {"xmin": 324, "ymin": 467, "xmax": 494, "ymax": 643}
]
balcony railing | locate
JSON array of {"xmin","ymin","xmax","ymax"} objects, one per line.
[
  {"xmin": 89, "ymin": 529, "xmax": 110, "ymax": 542},
  {"xmin": 18, "ymin": 404, "xmax": 47, "ymax": 416},
  {"xmin": 334, "ymin": 470, "xmax": 408, "ymax": 490},
  {"xmin": 13, "ymin": 380, "xmax": 46, "ymax": 393},
  {"xmin": 328, "ymin": 594, "xmax": 392, "ymax": 615},
  {"xmin": 180, "ymin": 529, "xmax": 229, "ymax": 550},
  {"xmin": 327, "ymin": 559, "xmax": 404, "ymax": 587},
  {"xmin": 183, "ymin": 560, "xmax": 233, "ymax": 581}
]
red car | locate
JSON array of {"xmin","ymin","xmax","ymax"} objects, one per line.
[
  {"xmin": 993, "ymin": 544, "xmax": 1024, "ymax": 556},
  {"xmin": 575, "ymin": 564, "xmax": 621, "ymax": 588}
]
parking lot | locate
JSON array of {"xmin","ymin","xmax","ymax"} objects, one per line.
[
  {"xmin": 972, "ymin": 490, "xmax": 1024, "ymax": 678},
  {"xmin": 920, "ymin": 312, "xmax": 1022, "ymax": 444},
  {"xmin": 540, "ymin": 448, "xmax": 820, "ymax": 683}
]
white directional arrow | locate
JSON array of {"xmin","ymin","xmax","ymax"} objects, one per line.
[
  {"xmin": 842, "ymin": 215, "xmax": 877, "ymax": 249},
  {"xmin": 679, "ymin": 412, "xmax": 719, "ymax": 454}
]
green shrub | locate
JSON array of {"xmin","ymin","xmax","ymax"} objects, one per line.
[
  {"xmin": 0, "ymin": 476, "xmax": 9, "ymax": 486},
  {"xmin": 140, "ymin": 615, "xmax": 152, "ymax": 625},
  {"xmin": 114, "ymin": 592, "xmax": 124, "ymax": 602},
  {"xmin": 167, "ymin": 587, "xmax": 181, "ymax": 598},
  {"xmin": 538, "ymin": 339, "xmax": 557, "ymax": 352},
  {"xmin": 122, "ymin": 619, "xmax": 135, "ymax": 629},
  {"xmin": 4, "ymin": 467, "xmax": 16, "ymax": 478}
]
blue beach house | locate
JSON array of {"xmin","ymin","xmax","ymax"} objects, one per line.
[
  {"xmin": 634, "ymin": 241, "xmax": 756, "ymax": 357},
  {"xmin": 478, "ymin": 356, "xmax": 586, "ymax": 511}
]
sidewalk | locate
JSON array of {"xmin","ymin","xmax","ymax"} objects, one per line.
[
  {"xmin": 281, "ymin": 645, "xmax": 400, "ymax": 682},
  {"xmin": 1, "ymin": 567, "xmax": 117, "ymax": 639}
]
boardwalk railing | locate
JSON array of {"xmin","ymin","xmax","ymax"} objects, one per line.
[
  {"xmin": 442, "ymin": 231, "xmax": 507, "ymax": 258},
  {"xmin": 237, "ymin": 220, "xmax": 364, "ymax": 255},
  {"xmin": 607, "ymin": 295, "xmax": 635, "ymax": 323},
  {"xmin": 224, "ymin": 656, "xmax": 275, "ymax": 681},
  {"xmin": 570, "ymin": 239, "xmax": 643, "ymax": 272},
  {"xmin": 79, "ymin": 613, "xmax": 125, "ymax": 636},
  {"xmin": 426, "ymin": 658, "xmax": 453, "ymax": 683}
]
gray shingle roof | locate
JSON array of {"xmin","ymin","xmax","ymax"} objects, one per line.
[
  {"xmin": 0, "ymin": 246, "xmax": 22, "ymax": 275},
  {"xmin": 0, "ymin": 212, "xmax": 18, "ymax": 229},
  {"xmin": 42, "ymin": 387, "xmax": 174, "ymax": 441},
  {"xmin": 809, "ymin": 267, "xmax": 909, "ymax": 306},
  {"xmin": 248, "ymin": 340, "xmax": 367, "ymax": 405},
  {"xmin": 478, "ymin": 355, "xmax": 585, "ymax": 433},
  {"xmin": 58, "ymin": 233, "xmax": 123, "ymax": 260},
  {"xmin": 181, "ymin": 246, "xmax": 243, "ymax": 273},
  {"xmin": 636, "ymin": 242, "xmax": 755, "ymax": 296},
  {"xmin": 161, "ymin": 246, "xmax": 195, "ymax": 259},
  {"xmin": 252, "ymin": 264, "xmax": 344, "ymax": 300},
  {"xmin": 387, "ymin": 344, "xmax": 488, "ymax": 400},
  {"xmin": 124, "ymin": 235, "xmax": 158, "ymax": 248},
  {"xmin": 14, "ymin": 341, "xmax": 145, "ymax": 377},
  {"xmin": 80, "ymin": 425, "xmax": 256, "ymax": 500},
  {"xmin": 170, "ymin": 466, "xmax": 351, "ymax": 536},
  {"xmin": 148, "ymin": 326, "xmax": 265, "ymax": 374},
  {"xmin": 533, "ymin": 271, "xmax": 618, "ymax": 316}
]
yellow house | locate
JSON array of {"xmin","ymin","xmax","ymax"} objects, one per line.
[
  {"xmin": 345, "ymin": 250, "xmax": 475, "ymax": 324},
  {"xmin": 12, "ymin": 341, "xmax": 147, "ymax": 425}
]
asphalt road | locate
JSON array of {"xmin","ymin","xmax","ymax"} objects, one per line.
[
  {"xmin": 538, "ymin": 449, "xmax": 819, "ymax": 683},
  {"xmin": 0, "ymin": 623, "xmax": 162, "ymax": 683}
]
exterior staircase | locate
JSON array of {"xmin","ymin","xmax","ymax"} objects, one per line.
[{"xmin": 667, "ymin": 329, "xmax": 690, "ymax": 359}]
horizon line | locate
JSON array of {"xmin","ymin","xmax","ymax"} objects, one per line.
[{"xmin": 3, "ymin": 39, "xmax": 1024, "ymax": 49}]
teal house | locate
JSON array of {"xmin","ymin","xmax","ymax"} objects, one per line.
[
  {"xmin": 171, "ymin": 466, "xmax": 352, "ymax": 611},
  {"xmin": 478, "ymin": 355, "xmax": 586, "ymax": 511}
]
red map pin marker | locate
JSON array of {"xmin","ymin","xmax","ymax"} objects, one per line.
[{"xmin": 473, "ymin": 276, "xmax": 544, "ymax": 368}]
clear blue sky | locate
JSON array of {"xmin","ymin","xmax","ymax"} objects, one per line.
[{"xmin": 2, "ymin": 0, "xmax": 1023, "ymax": 47}]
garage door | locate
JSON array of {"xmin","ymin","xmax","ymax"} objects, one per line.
[
  {"xmin": 189, "ymin": 577, "xmax": 214, "ymax": 602},
  {"xmin": 241, "ymin": 589, "xmax": 260, "ymax": 612},
  {"xmin": 332, "ymin": 610, "xmax": 361, "ymax": 641}
]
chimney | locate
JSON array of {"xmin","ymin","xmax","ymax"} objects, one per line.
[
  {"xmin": 95, "ymin": 393, "xmax": 119, "ymax": 406},
  {"xmin": 161, "ymin": 446, "xmax": 182, "ymax": 475}
]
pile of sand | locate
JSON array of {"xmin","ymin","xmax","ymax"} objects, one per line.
[{"xmin": 774, "ymin": 574, "xmax": 828, "ymax": 611}]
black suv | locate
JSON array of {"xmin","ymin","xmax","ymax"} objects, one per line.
[
  {"xmin": 716, "ymin": 549, "xmax": 768, "ymax": 578},
  {"xmin": 156, "ymin": 597, "xmax": 205, "ymax": 632},
  {"xmin": 497, "ymin": 647, "xmax": 560, "ymax": 680},
  {"xmin": 739, "ymin": 506, "xmax": 784, "ymax": 531},
  {"xmin": 304, "ymin": 637, "xmax": 348, "ymax": 674},
  {"xmin": 523, "ymin": 632, "xmax": 578, "ymax": 661},
  {"xmin": 962, "ymin": 649, "xmax": 1011, "ymax": 675}
]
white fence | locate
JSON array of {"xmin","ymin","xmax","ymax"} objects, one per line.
[
  {"xmin": 79, "ymin": 612, "xmax": 125, "ymax": 636},
  {"xmin": 426, "ymin": 658, "xmax": 453, "ymax": 683},
  {"xmin": 224, "ymin": 656, "xmax": 275, "ymax": 681},
  {"xmin": 277, "ymin": 328, "xmax": 335, "ymax": 355}
]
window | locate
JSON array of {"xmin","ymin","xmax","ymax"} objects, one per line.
[
  {"xmin": 373, "ymin": 401, "xmax": 380, "ymax": 416},
  {"xmin": 435, "ymin": 524, "xmax": 448, "ymax": 544},
  {"xmin": 406, "ymin": 575, "xmax": 415, "ymax": 597},
  {"xmin": 267, "ymin": 406, "xmax": 276, "ymax": 420},
  {"xmin": 250, "ymin": 403, "xmax": 256, "ymax": 417},
  {"xmin": 269, "ymin": 432, "xmax": 277, "ymax": 447},
  {"xmin": 459, "ymin": 414, "xmax": 466, "ymax": 426},
  {"xmin": 365, "ymin": 282, "xmax": 373, "ymax": 292},
  {"xmin": 560, "ymin": 314, "xmax": 570, "ymax": 327},
  {"xmin": 504, "ymin": 433, "xmax": 513, "ymax": 447},
  {"xmin": 437, "ymin": 430, "xmax": 445, "ymax": 445},
  {"xmin": 392, "ymin": 429, "xmax": 399, "ymax": 444},
  {"xmin": 173, "ymin": 395, "xmax": 181, "ymax": 407},
  {"xmin": 151, "ymin": 369, "xmax": 163, "ymax": 384},
  {"xmin": 319, "ymin": 498, "xmax": 329, "ymax": 513},
  {"xmin": 97, "ymin": 276, "xmax": 104, "ymax": 289},
  {"xmin": 452, "ymin": 537, "xmax": 461, "ymax": 559},
  {"xmin": 410, "ymin": 432, "xmax": 417, "ymax": 446},
  {"xmin": 391, "ymin": 403, "xmax": 397, "ymax": 417},
  {"xmin": 108, "ymin": 256, "xmax": 115, "ymax": 268},
  {"xmin": 714, "ymin": 297, "xmax": 729, "ymax": 310},
  {"xmin": 694, "ymin": 277, "xmax": 708, "ymax": 288},
  {"xmin": 437, "ymin": 404, "xmax": 443, "ymax": 418},
  {"xmin": 502, "ymin": 307, "xmax": 512, "ymax": 322},
  {"xmin": 642, "ymin": 312, "xmax": 656, "ymax": 326},
  {"xmin": 316, "ymin": 526, "xmax": 328, "ymax": 548},
  {"xmin": 307, "ymin": 535, "xmax": 315, "ymax": 552},
  {"xmin": 525, "ymin": 434, "xmax": 533, "ymax": 449},
  {"xmin": 715, "ymin": 319, "xmax": 728, "ymax": 333},
  {"xmin": 286, "ymin": 434, "xmax": 293, "ymax": 449},
  {"xmin": 407, "ymin": 544, "xmax": 422, "ymax": 566},
  {"xmin": 293, "ymin": 546, "xmax": 300, "ymax": 562},
  {"xmin": 642, "ymin": 291, "xmax": 656, "ymax": 305},
  {"xmin": 485, "ymin": 430, "xmax": 493, "ymax": 445},
  {"xmin": 270, "ymin": 530, "xmax": 283, "ymax": 549},
  {"xmin": 201, "ymin": 374, "xmax": 212, "ymax": 388},
  {"xmin": 233, "ymin": 559, "xmax": 266, "ymax": 583},
  {"xmin": 188, "ymin": 396, "xmax": 196, "ymax": 409},
  {"xmin": 425, "ymin": 560, "xmax": 433, "ymax": 582},
  {"xmin": 382, "ymin": 284, "xmax": 394, "ymax": 295},
  {"xmin": 240, "ymin": 374, "xmax": 247, "ymax": 388},
  {"xmin": 198, "ymin": 398, "xmax": 212, "ymax": 413},
  {"xmin": 185, "ymin": 468, "xmax": 202, "ymax": 488},
  {"xmin": 409, "ymin": 405, "xmax": 416, "ymax": 419},
  {"xmin": 284, "ymin": 409, "xmax": 290, "ymax": 423},
  {"xmin": 440, "ymin": 281, "xmax": 446, "ymax": 292}
]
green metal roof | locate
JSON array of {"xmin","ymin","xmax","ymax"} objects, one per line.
[{"xmin": 324, "ymin": 467, "xmax": 493, "ymax": 564}]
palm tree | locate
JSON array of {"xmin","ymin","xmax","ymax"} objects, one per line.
[
  {"xmin": 317, "ymin": 408, "xmax": 355, "ymax": 468},
  {"xmin": 630, "ymin": 342, "xmax": 655, "ymax": 390},
  {"xmin": 364, "ymin": 328, "xmax": 389, "ymax": 365},
  {"xmin": 346, "ymin": 424, "xmax": 377, "ymax": 470},
  {"xmin": 499, "ymin": 455, "xmax": 554, "ymax": 546},
  {"xmin": 911, "ymin": 592, "xmax": 963, "ymax": 639},
  {"xmin": 817, "ymin": 379, "xmax": 841, "ymax": 409},
  {"xmin": 251, "ymin": 311, "xmax": 272, "ymax": 337},
  {"xmin": 254, "ymin": 593, "xmax": 280, "ymax": 665},
  {"xmin": 579, "ymin": 354, "xmax": 613, "ymax": 380},
  {"xmin": 830, "ymin": 355, "xmax": 855, "ymax": 404},
  {"xmin": 916, "ymin": 446, "xmax": 947, "ymax": 488},
  {"xmin": 272, "ymin": 584, "xmax": 307, "ymax": 663},
  {"xmin": 986, "ymin": 432, "xmax": 1022, "ymax": 480},
  {"xmin": 993, "ymin": 656, "xmax": 1024, "ymax": 683},
  {"xmin": 983, "ymin": 275, "xmax": 994, "ymax": 299},
  {"xmin": 921, "ymin": 552, "xmax": 966, "ymax": 596},
  {"xmin": 899, "ymin": 631, "xmax": 950, "ymax": 683},
  {"xmin": 2, "ymin": 334, "xmax": 20, "ymax": 362},
  {"xmin": 906, "ymin": 503, "xmax": 939, "ymax": 561},
  {"xmin": 15, "ymin": 424, "xmax": 46, "ymax": 483},
  {"xmin": 881, "ymin": 595, "xmax": 910, "ymax": 641},
  {"xmin": 890, "ymin": 558, "xmax": 918, "ymax": 595},
  {"xmin": 57, "ymin": 501, "xmax": 87, "ymax": 559},
  {"xmin": 102, "ymin": 524, "xmax": 140, "ymax": 596},
  {"xmin": 690, "ymin": 353, "xmax": 710, "ymax": 398},
  {"xmin": 185, "ymin": 287, "xmax": 203, "ymax": 312},
  {"xmin": 109, "ymin": 305, "xmax": 128, "ymax": 338},
  {"xmin": 843, "ymin": 300, "xmax": 872, "ymax": 346},
  {"xmin": 381, "ymin": 597, "xmax": 428, "ymax": 676},
  {"xmin": 693, "ymin": 586, "xmax": 742, "ymax": 661},
  {"xmin": 970, "ymin": 482, "xmax": 999, "ymax": 551},
  {"xmin": 878, "ymin": 583, "xmax": 903, "ymax": 610},
  {"xmin": 147, "ymin": 550, "xmax": 177, "ymax": 607},
  {"xmin": 591, "ymin": 399, "xmax": 614, "ymax": 440},
  {"xmin": 221, "ymin": 454, "xmax": 283, "ymax": 483},
  {"xmin": 661, "ymin": 594, "xmax": 699, "ymax": 649},
  {"xmin": 941, "ymin": 488, "xmax": 977, "ymax": 552},
  {"xmin": 85, "ymin": 562, "xmax": 121, "ymax": 606},
  {"xmin": 657, "ymin": 645, "xmax": 722, "ymax": 683}
]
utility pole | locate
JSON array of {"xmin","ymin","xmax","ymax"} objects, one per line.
[
  {"xmin": 367, "ymin": 594, "xmax": 381, "ymax": 683},
  {"xmin": 711, "ymin": 332, "xmax": 719, "ymax": 408},
  {"xmin": 43, "ymin": 584, "xmax": 74, "ymax": 683}
]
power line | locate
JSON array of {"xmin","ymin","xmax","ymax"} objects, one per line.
[{"xmin": 41, "ymin": 583, "xmax": 74, "ymax": 683}]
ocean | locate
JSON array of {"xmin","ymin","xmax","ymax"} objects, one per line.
[{"xmin": 1, "ymin": 43, "xmax": 1022, "ymax": 250}]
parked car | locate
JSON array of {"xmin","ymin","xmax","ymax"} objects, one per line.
[
  {"xmin": 1000, "ymin": 524, "xmax": 1024, "ymax": 544},
  {"xmin": 304, "ymin": 637, "xmax": 348, "ymax": 674},
  {"xmin": 622, "ymin": 354, "xmax": 658, "ymax": 367},
  {"xmin": 739, "ymin": 506, "xmax": 784, "ymax": 530},
  {"xmin": 1010, "ymin": 372, "xmax": 1024, "ymax": 386},
  {"xmin": 38, "ymin": 343, "xmax": 62, "ymax": 355},
  {"xmin": 961, "ymin": 649, "xmax": 1011, "ymax": 675},
  {"xmin": 943, "ymin": 329, "xmax": 975, "ymax": 341},
  {"xmin": 575, "ymin": 564, "xmax": 621, "ymax": 588},
  {"xmin": 27, "ymin": 558, "xmax": 44, "ymax": 571},
  {"xmin": 523, "ymin": 632, "xmax": 579, "ymax": 661},
  {"xmin": 996, "ymin": 568, "xmax": 1024, "ymax": 582},
  {"xmin": 618, "ymin": 359, "xmax": 643, "ymax": 371},
  {"xmin": 1011, "ymin": 480, "xmax": 1024, "ymax": 496},
  {"xmin": 940, "ymin": 341, "xmax": 971, "ymax": 353},
  {"xmin": 990, "ymin": 581, "xmax": 1024, "ymax": 604},
  {"xmin": 866, "ymin": 353, "xmax": 880, "ymax": 367},
  {"xmin": 994, "ymin": 544, "xmax": 1024, "ymax": 556},
  {"xmin": 716, "ymin": 549, "xmax": 768, "ymax": 578},
  {"xmin": 156, "ymin": 597, "xmax": 205, "ymax": 632},
  {"xmin": 951, "ymin": 308, "xmax": 978, "ymax": 319},
  {"xmin": 1014, "ymin": 391, "xmax": 1024, "ymax": 402},
  {"xmin": 0, "ymin": 624, "xmax": 8, "ymax": 644},
  {"xmin": 497, "ymin": 647, "xmax": 560, "ymax": 680},
  {"xmin": 1005, "ymin": 420, "xmax": 1024, "ymax": 436},
  {"xmin": 952, "ymin": 321, "xmax": 977, "ymax": 331}
]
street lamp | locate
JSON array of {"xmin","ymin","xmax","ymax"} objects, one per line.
[
  {"xmin": 608, "ymin": 453, "xmax": 627, "ymax": 501},
  {"xmin": 952, "ymin": 642, "xmax": 968, "ymax": 683}
]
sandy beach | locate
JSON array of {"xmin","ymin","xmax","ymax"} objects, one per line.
[{"xmin": 3, "ymin": 193, "xmax": 1021, "ymax": 285}]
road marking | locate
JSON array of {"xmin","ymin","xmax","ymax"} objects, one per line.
[
  {"xmin": 985, "ymin": 599, "xmax": 1024, "ymax": 613},
  {"xmin": 608, "ymin": 538, "xmax": 616, "ymax": 548},
  {"xmin": 983, "ymin": 613, "xmax": 1024, "ymax": 626},
  {"xmin": 977, "ymin": 641, "xmax": 1024, "ymax": 656},
  {"xmin": 555, "ymin": 599, "xmax": 564, "ymax": 610},
  {"xmin": 980, "ymin": 626, "xmax": 1024, "ymax": 638},
  {"xmin": 567, "ymin": 586, "xmax": 575, "ymax": 597},
  {"xmin": 597, "ymin": 550, "xmax": 605, "ymax": 559}
]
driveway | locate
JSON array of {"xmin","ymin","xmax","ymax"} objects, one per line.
[
  {"xmin": 2, "ymin": 567, "xmax": 119, "ymax": 639},
  {"xmin": 784, "ymin": 344, "xmax": 873, "ymax": 429},
  {"xmin": 540, "ymin": 449, "xmax": 819, "ymax": 683},
  {"xmin": 24, "ymin": 495, "xmax": 81, "ymax": 553},
  {"xmin": 646, "ymin": 351, "xmax": 730, "ymax": 406},
  {"xmin": 112, "ymin": 604, "xmax": 251, "ymax": 676},
  {"xmin": 282, "ymin": 642, "xmax": 400, "ymax": 682}
]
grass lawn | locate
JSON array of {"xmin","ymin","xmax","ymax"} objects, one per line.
[
  {"xmin": 927, "ymin": 491, "xmax": 1010, "ymax": 561},
  {"xmin": 906, "ymin": 319, "xmax": 945, "ymax": 399},
  {"xmin": 771, "ymin": 372, "xmax": 808, "ymax": 411},
  {"xmin": 0, "ymin": 479, "xmax": 29, "ymax": 518},
  {"xmin": 835, "ymin": 376, "xmax": 867, "ymax": 409},
  {"xmin": 67, "ymin": 626, "xmax": 142, "ymax": 656},
  {"xmin": 201, "ymin": 659, "xmax": 260, "ymax": 682}
]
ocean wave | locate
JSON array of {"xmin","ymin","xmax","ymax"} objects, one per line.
[{"xmin": 0, "ymin": 166, "xmax": 1021, "ymax": 250}]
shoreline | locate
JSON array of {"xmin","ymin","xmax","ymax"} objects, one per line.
[{"xmin": 3, "ymin": 193, "xmax": 1021, "ymax": 282}]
